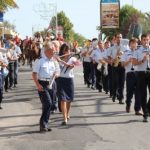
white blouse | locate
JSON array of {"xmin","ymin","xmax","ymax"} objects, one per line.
[{"xmin": 60, "ymin": 57, "xmax": 77, "ymax": 78}]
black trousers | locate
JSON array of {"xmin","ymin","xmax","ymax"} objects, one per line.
[
  {"xmin": 126, "ymin": 72, "xmax": 141, "ymax": 111},
  {"xmin": 38, "ymin": 80, "xmax": 56, "ymax": 129},
  {"xmin": 94, "ymin": 63, "xmax": 102, "ymax": 91},
  {"xmin": 108, "ymin": 64, "xmax": 113, "ymax": 96},
  {"xmin": 137, "ymin": 71, "xmax": 150, "ymax": 118},
  {"xmin": 83, "ymin": 61, "xmax": 91, "ymax": 86},
  {"xmin": 101, "ymin": 65, "xmax": 109, "ymax": 93},
  {"xmin": 8, "ymin": 62, "xmax": 14, "ymax": 88},
  {"xmin": 112, "ymin": 64, "xmax": 125, "ymax": 101},
  {"xmin": 90, "ymin": 62, "xmax": 96, "ymax": 87}
]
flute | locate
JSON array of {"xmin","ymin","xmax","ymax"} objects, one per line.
[{"xmin": 58, "ymin": 52, "xmax": 75, "ymax": 58}]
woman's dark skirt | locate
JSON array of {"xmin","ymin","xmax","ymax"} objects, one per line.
[{"xmin": 57, "ymin": 77, "xmax": 74, "ymax": 102}]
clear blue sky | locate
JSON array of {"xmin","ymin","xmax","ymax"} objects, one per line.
[{"xmin": 4, "ymin": 0, "xmax": 150, "ymax": 39}]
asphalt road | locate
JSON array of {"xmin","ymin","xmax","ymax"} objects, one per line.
[{"xmin": 0, "ymin": 65, "xmax": 150, "ymax": 150}]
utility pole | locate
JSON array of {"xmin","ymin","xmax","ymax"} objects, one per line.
[
  {"xmin": 132, "ymin": 0, "xmax": 134, "ymax": 7},
  {"xmin": 33, "ymin": 1, "xmax": 57, "ymax": 36}
]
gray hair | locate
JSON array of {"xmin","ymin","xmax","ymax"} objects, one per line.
[{"xmin": 44, "ymin": 41, "xmax": 55, "ymax": 51}]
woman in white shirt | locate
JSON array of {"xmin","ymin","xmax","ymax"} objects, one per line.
[{"xmin": 57, "ymin": 43, "xmax": 78, "ymax": 125}]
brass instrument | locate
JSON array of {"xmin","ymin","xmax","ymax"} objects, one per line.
[{"xmin": 113, "ymin": 46, "xmax": 122, "ymax": 67}]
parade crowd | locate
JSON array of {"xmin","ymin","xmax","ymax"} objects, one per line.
[{"xmin": 0, "ymin": 32, "xmax": 150, "ymax": 132}]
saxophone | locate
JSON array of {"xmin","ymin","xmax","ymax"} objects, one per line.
[{"xmin": 113, "ymin": 46, "xmax": 122, "ymax": 67}]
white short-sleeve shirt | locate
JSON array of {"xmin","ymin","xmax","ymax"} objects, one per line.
[
  {"xmin": 121, "ymin": 49, "xmax": 137, "ymax": 73},
  {"xmin": 32, "ymin": 56, "xmax": 60, "ymax": 79},
  {"xmin": 133, "ymin": 46, "xmax": 150, "ymax": 71},
  {"xmin": 60, "ymin": 57, "xmax": 77, "ymax": 78}
]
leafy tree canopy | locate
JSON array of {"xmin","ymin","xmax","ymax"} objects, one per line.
[{"xmin": 0, "ymin": 0, "xmax": 18, "ymax": 12}]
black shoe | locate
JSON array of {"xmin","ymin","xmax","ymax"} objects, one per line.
[
  {"xmin": 105, "ymin": 91, "xmax": 108, "ymax": 94},
  {"xmin": 40, "ymin": 127, "xmax": 52, "ymax": 132},
  {"xmin": 9, "ymin": 87, "xmax": 13, "ymax": 90},
  {"xmin": 61, "ymin": 121, "xmax": 67, "ymax": 126},
  {"xmin": 99, "ymin": 89, "xmax": 102, "ymax": 92},
  {"xmin": 91, "ymin": 86, "xmax": 96, "ymax": 90},
  {"xmin": 87, "ymin": 84, "xmax": 90, "ymax": 88},
  {"xmin": 119, "ymin": 101, "xmax": 124, "ymax": 104},
  {"xmin": 40, "ymin": 128, "xmax": 47, "ymax": 133},
  {"xmin": 126, "ymin": 106, "xmax": 130, "ymax": 113},
  {"xmin": 0, "ymin": 106, "xmax": 3, "ymax": 109},
  {"xmin": 112, "ymin": 96, "xmax": 115, "ymax": 102},
  {"xmin": 47, "ymin": 128, "xmax": 52, "ymax": 131},
  {"xmin": 143, "ymin": 117, "xmax": 148, "ymax": 122}
]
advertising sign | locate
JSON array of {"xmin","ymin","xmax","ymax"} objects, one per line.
[{"xmin": 100, "ymin": 0, "xmax": 120, "ymax": 28}]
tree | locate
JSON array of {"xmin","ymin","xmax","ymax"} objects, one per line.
[
  {"xmin": 0, "ymin": 20, "xmax": 15, "ymax": 29},
  {"xmin": 140, "ymin": 12, "xmax": 150, "ymax": 34},
  {"xmin": 0, "ymin": 0, "xmax": 18, "ymax": 12},
  {"xmin": 50, "ymin": 11, "xmax": 73, "ymax": 41},
  {"xmin": 49, "ymin": 11, "xmax": 86, "ymax": 44},
  {"xmin": 72, "ymin": 31, "xmax": 86, "ymax": 46},
  {"xmin": 119, "ymin": 5, "xmax": 144, "ymax": 39}
]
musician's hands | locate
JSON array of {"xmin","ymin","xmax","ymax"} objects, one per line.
[
  {"xmin": 67, "ymin": 64, "xmax": 75, "ymax": 69},
  {"xmin": 143, "ymin": 54, "xmax": 149, "ymax": 61},
  {"xmin": 128, "ymin": 57, "xmax": 133, "ymax": 63},
  {"xmin": 37, "ymin": 83, "xmax": 43, "ymax": 92},
  {"xmin": 54, "ymin": 56, "xmax": 61, "ymax": 62}
]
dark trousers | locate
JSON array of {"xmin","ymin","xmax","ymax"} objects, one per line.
[
  {"xmin": 8, "ymin": 62, "xmax": 14, "ymax": 88},
  {"xmin": 112, "ymin": 64, "xmax": 125, "ymax": 101},
  {"xmin": 90, "ymin": 62, "xmax": 96, "ymax": 87},
  {"xmin": 137, "ymin": 71, "xmax": 150, "ymax": 118},
  {"xmin": 101, "ymin": 65, "xmax": 109, "ymax": 93},
  {"xmin": 4, "ymin": 75, "xmax": 9, "ymax": 91},
  {"xmin": 83, "ymin": 61, "xmax": 91, "ymax": 86},
  {"xmin": 0, "ymin": 71, "xmax": 3, "ymax": 104},
  {"xmin": 94, "ymin": 63, "xmax": 102, "ymax": 91},
  {"xmin": 14, "ymin": 60, "xmax": 18, "ymax": 85},
  {"xmin": 126, "ymin": 72, "xmax": 141, "ymax": 111},
  {"xmin": 38, "ymin": 80, "xmax": 54, "ymax": 129},
  {"xmin": 108, "ymin": 64, "xmax": 113, "ymax": 96}
]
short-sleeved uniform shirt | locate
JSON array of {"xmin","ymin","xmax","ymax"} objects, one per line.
[
  {"xmin": 133, "ymin": 46, "xmax": 150, "ymax": 71},
  {"xmin": 32, "ymin": 55, "xmax": 60, "ymax": 79}
]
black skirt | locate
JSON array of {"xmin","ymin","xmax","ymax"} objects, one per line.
[{"xmin": 57, "ymin": 77, "xmax": 74, "ymax": 102}]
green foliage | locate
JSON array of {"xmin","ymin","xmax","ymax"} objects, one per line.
[
  {"xmin": 120, "ymin": 4, "xmax": 144, "ymax": 39},
  {"xmin": 72, "ymin": 31, "xmax": 86, "ymax": 46},
  {"xmin": 140, "ymin": 12, "xmax": 150, "ymax": 34},
  {"xmin": 0, "ymin": 20, "xmax": 16, "ymax": 30},
  {"xmin": 0, "ymin": 0, "xmax": 18, "ymax": 11},
  {"xmin": 57, "ymin": 11, "xmax": 73, "ymax": 41},
  {"xmin": 50, "ymin": 11, "xmax": 86, "ymax": 44}
]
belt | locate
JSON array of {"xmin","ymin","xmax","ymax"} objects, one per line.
[{"xmin": 39, "ymin": 78, "xmax": 52, "ymax": 82}]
